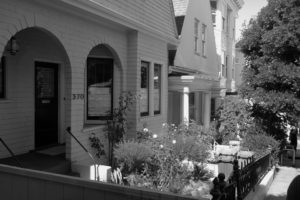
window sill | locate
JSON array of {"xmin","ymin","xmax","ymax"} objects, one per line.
[{"xmin": 82, "ymin": 124, "xmax": 106, "ymax": 133}]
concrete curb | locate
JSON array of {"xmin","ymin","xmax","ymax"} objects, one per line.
[{"xmin": 244, "ymin": 166, "xmax": 276, "ymax": 200}]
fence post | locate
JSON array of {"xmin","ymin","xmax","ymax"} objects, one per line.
[{"xmin": 233, "ymin": 159, "xmax": 242, "ymax": 200}]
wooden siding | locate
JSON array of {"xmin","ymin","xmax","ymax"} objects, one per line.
[
  {"xmin": 0, "ymin": 164, "xmax": 202, "ymax": 200},
  {"xmin": 0, "ymin": 0, "xmax": 177, "ymax": 165},
  {"xmin": 91, "ymin": 0, "xmax": 177, "ymax": 38}
]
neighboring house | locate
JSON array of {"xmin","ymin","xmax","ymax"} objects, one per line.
[
  {"xmin": 210, "ymin": 0, "xmax": 244, "ymax": 95},
  {"xmin": 168, "ymin": 0, "xmax": 221, "ymax": 128},
  {"xmin": 0, "ymin": 0, "xmax": 178, "ymax": 166},
  {"xmin": 234, "ymin": 47, "xmax": 246, "ymax": 89}
]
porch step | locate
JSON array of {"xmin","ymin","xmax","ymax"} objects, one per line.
[{"xmin": 0, "ymin": 152, "xmax": 71, "ymax": 175}]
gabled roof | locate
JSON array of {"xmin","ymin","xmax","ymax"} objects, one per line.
[{"xmin": 172, "ymin": 0, "xmax": 189, "ymax": 16}]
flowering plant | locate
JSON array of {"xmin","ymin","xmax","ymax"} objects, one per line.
[{"xmin": 114, "ymin": 123, "xmax": 213, "ymax": 195}]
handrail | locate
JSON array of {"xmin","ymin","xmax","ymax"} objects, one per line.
[
  {"xmin": 66, "ymin": 127, "xmax": 99, "ymax": 181},
  {"xmin": 0, "ymin": 137, "xmax": 23, "ymax": 168}
]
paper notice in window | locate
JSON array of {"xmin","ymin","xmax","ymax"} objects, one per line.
[
  {"xmin": 154, "ymin": 89, "xmax": 160, "ymax": 112},
  {"xmin": 88, "ymin": 87, "xmax": 111, "ymax": 117},
  {"xmin": 140, "ymin": 89, "xmax": 148, "ymax": 113}
]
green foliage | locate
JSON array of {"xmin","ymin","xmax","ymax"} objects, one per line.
[
  {"xmin": 237, "ymin": 0, "xmax": 300, "ymax": 142},
  {"xmin": 89, "ymin": 133, "xmax": 105, "ymax": 159},
  {"xmin": 242, "ymin": 133, "xmax": 280, "ymax": 159},
  {"xmin": 114, "ymin": 140, "xmax": 153, "ymax": 175},
  {"xmin": 210, "ymin": 96, "xmax": 255, "ymax": 144},
  {"xmin": 104, "ymin": 91, "xmax": 137, "ymax": 167},
  {"xmin": 173, "ymin": 136, "xmax": 210, "ymax": 163},
  {"xmin": 114, "ymin": 123, "xmax": 213, "ymax": 195}
]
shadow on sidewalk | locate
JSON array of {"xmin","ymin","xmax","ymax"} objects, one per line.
[{"xmin": 265, "ymin": 194, "xmax": 286, "ymax": 200}]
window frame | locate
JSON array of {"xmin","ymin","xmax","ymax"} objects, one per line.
[
  {"xmin": 210, "ymin": 1, "xmax": 217, "ymax": 27},
  {"xmin": 194, "ymin": 18, "xmax": 200, "ymax": 54},
  {"xmin": 153, "ymin": 63, "xmax": 162, "ymax": 115},
  {"xmin": 222, "ymin": 17, "xmax": 225, "ymax": 31},
  {"xmin": 0, "ymin": 56, "xmax": 6, "ymax": 99},
  {"xmin": 140, "ymin": 61, "xmax": 150, "ymax": 117},
  {"xmin": 201, "ymin": 23, "xmax": 207, "ymax": 57},
  {"xmin": 86, "ymin": 57, "xmax": 114, "ymax": 123}
]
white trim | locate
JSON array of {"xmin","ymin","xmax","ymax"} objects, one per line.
[
  {"xmin": 84, "ymin": 57, "xmax": 114, "ymax": 125},
  {"xmin": 59, "ymin": 0, "xmax": 179, "ymax": 46},
  {"xmin": 139, "ymin": 58, "xmax": 166, "ymax": 118}
]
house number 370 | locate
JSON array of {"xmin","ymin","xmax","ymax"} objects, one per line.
[{"xmin": 72, "ymin": 94, "xmax": 84, "ymax": 100}]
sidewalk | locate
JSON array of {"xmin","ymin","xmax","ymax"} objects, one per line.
[{"xmin": 265, "ymin": 148, "xmax": 300, "ymax": 200}]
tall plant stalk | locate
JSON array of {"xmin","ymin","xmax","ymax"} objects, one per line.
[{"xmin": 105, "ymin": 91, "xmax": 136, "ymax": 168}]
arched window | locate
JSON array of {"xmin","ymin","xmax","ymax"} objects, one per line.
[{"xmin": 86, "ymin": 45, "xmax": 114, "ymax": 123}]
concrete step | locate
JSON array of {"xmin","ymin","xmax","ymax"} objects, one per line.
[{"xmin": 0, "ymin": 152, "xmax": 71, "ymax": 175}]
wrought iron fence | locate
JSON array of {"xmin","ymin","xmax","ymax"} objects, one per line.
[
  {"xmin": 222, "ymin": 152, "xmax": 272, "ymax": 200},
  {"xmin": 238, "ymin": 153, "xmax": 271, "ymax": 199}
]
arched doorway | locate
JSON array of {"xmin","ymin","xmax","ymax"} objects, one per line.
[
  {"xmin": 85, "ymin": 44, "xmax": 122, "ymax": 124},
  {"xmin": 0, "ymin": 27, "xmax": 71, "ymax": 157}
]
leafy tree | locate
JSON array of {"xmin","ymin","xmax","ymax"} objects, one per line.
[
  {"xmin": 210, "ymin": 96, "xmax": 262, "ymax": 144},
  {"xmin": 237, "ymin": 0, "xmax": 300, "ymax": 142}
]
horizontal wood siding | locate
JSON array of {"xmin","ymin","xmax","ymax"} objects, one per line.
[
  {"xmin": 137, "ymin": 33, "xmax": 169, "ymax": 134},
  {"xmin": 0, "ymin": 164, "xmax": 201, "ymax": 200},
  {"xmin": 91, "ymin": 0, "xmax": 177, "ymax": 38},
  {"xmin": 0, "ymin": 0, "xmax": 177, "ymax": 165}
]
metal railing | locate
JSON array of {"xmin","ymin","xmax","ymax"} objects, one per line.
[
  {"xmin": 0, "ymin": 137, "xmax": 23, "ymax": 167},
  {"xmin": 238, "ymin": 153, "xmax": 271, "ymax": 199},
  {"xmin": 65, "ymin": 127, "xmax": 99, "ymax": 181},
  {"xmin": 222, "ymin": 152, "xmax": 272, "ymax": 200}
]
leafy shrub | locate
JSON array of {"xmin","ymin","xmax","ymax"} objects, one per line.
[
  {"xmin": 174, "ymin": 136, "xmax": 210, "ymax": 163},
  {"xmin": 104, "ymin": 91, "xmax": 137, "ymax": 166},
  {"xmin": 114, "ymin": 123, "xmax": 212, "ymax": 195},
  {"xmin": 114, "ymin": 140, "xmax": 153, "ymax": 175},
  {"xmin": 89, "ymin": 133, "xmax": 105, "ymax": 159},
  {"xmin": 242, "ymin": 133, "xmax": 280, "ymax": 159},
  {"xmin": 182, "ymin": 180, "xmax": 211, "ymax": 198}
]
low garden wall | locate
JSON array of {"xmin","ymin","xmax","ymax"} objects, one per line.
[{"xmin": 0, "ymin": 164, "xmax": 207, "ymax": 200}]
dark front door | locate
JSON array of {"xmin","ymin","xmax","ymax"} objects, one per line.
[{"xmin": 35, "ymin": 62, "xmax": 58, "ymax": 148}]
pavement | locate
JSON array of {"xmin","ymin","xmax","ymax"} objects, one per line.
[{"xmin": 265, "ymin": 145, "xmax": 300, "ymax": 200}]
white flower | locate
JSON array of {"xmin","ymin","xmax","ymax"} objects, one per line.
[
  {"xmin": 172, "ymin": 140, "xmax": 176, "ymax": 144},
  {"xmin": 153, "ymin": 134, "xmax": 158, "ymax": 139},
  {"xmin": 162, "ymin": 123, "xmax": 167, "ymax": 127},
  {"xmin": 143, "ymin": 128, "xmax": 149, "ymax": 133},
  {"xmin": 160, "ymin": 144, "xmax": 164, "ymax": 148}
]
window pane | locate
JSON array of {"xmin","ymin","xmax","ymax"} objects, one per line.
[
  {"xmin": 154, "ymin": 64, "xmax": 161, "ymax": 114},
  {"xmin": 194, "ymin": 19, "xmax": 199, "ymax": 52},
  {"xmin": 211, "ymin": 98, "xmax": 216, "ymax": 121},
  {"xmin": 210, "ymin": 1, "xmax": 217, "ymax": 10},
  {"xmin": 202, "ymin": 24, "xmax": 207, "ymax": 56},
  {"xmin": 0, "ymin": 57, "xmax": 5, "ymax": 98},
  {"xmin": 140, "ymin": 61, "xmax": 149, "ymax": 116},
  {"xmin": 87, "ymin": 58, "xmax": 113, "ymax": 120},
  {"xmin": 189, "ymin": 93, "xmax": 195, "ymax": 121}
]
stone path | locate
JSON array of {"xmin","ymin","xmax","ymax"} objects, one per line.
[{"xmin": 265, "ymin": 146, "xmax": 300, "ymax": 200}]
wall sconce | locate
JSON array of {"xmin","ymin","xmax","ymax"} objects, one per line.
[{"xmin": 6, "ymin": 36, "xmax": 19, "ymax": 55}]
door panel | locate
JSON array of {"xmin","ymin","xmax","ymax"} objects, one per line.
[{"xmin": 35, "ymin": 62, "xmax": 58, "ymax": 148}]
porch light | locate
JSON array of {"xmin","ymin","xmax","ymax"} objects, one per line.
[{"xmin": 6, "ymin": 36, "xmax": 19, "ymax": 55}]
